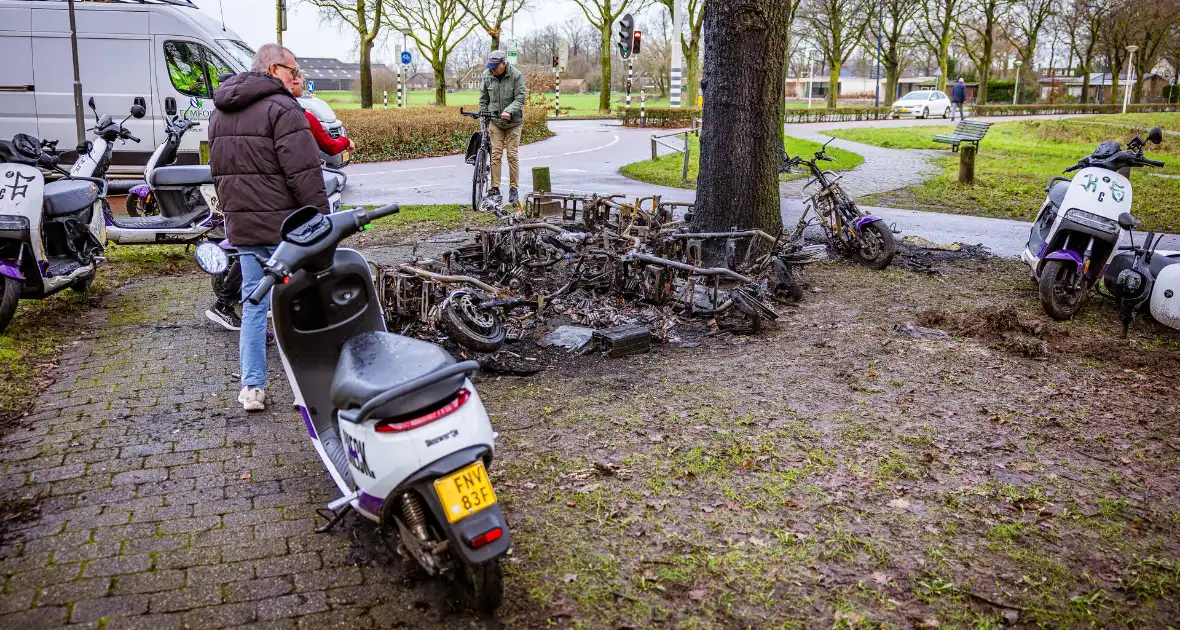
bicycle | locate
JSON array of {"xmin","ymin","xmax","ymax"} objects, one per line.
[
  {"xmin": 786, "ymin": 139, "xmax": 896, "ymax": 270},
  {"xmin": 460, "ymin": 108, "xmax": 499, "ymax": 213}
]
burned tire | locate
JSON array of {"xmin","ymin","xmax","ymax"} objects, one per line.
[
  {"xmin": 460, "ymin": 558, "xmax": 503, "ymax": 613},
  {"xmin": 0, "ymin": 275, "xmax": 19, "ymax": 335},
  {"xmin": 440, "ymin": 291, "xmax": 505, "ymax": 353},
  {"xmin": 1038, "ymin": 259, "xmax": 1089, "ymax": 321},
  {"xmin": 853, "ymin": 221, "xmax": 896, "ymax": 270}
]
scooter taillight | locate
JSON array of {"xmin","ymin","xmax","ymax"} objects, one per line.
[
  {"xmin": 374, "ymin": 388, "xmax": 471, "ymax": 433},
  {"xmin": 469, "ymin": 527, "xmax": 503, "ymax": 549}
]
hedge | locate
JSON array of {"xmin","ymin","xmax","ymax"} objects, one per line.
[
  {"xmin": 619, "ymin": 106, "xmax": 702, "ymax": 128},
  {"xmin": 972, "ymin": 103, "xmax": 1180, "ymax": 116},
  {"xmin": 338, "ymin": 107, "xmax": 553, "ymax": 163}
]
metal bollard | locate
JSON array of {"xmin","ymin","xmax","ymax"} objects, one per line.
[
  {"xmin": 640, "ymin": 88, "xmax": 646, "ymax": 127},
  {"xmin": 383, "ymin": 90, "xmax": 388, "ymax": 109}
]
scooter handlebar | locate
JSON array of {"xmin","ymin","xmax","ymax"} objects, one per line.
[
  {"xmin": 1140, "ymin": 158, "xmax": 1165, "ymax": 167},
  {"xmin": 365, "ymin": 204, "xmax": 400, "ymax": 221},
  {"xmin": 247, "ymin": 274, "xmax": 277, "ymax": 305}
]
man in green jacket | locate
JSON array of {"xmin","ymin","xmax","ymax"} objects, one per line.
[{"xmin": 479, "ymin": 50, "xmax": 527, "ymax": 204}]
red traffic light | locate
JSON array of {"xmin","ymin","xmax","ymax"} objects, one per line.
[
  {"xmin": 633, "ymin": 31, "xmax": 642, "ymax": 56},
  {"xmin": 552, "ymin": 56, "xmax": 559, "ymax": 68}
]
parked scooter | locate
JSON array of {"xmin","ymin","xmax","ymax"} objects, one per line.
[
  {"xmin": 1021, "ymin": 127, "xmax": 1165, "ymax": 320},
  {"xmin": 1103, "ymin": 211, "xmax": 1180, "ymax": 337},
  {"xmin": 193, "ymin": 205, "xmax": 510, "ymax": 610},
  {"xmin": 0, "ymin": 134, "xmax": 110, "ymax": 332},
  {"xmin": 123, "ymin": 115, "xmax": 206, "ymax": 217}
]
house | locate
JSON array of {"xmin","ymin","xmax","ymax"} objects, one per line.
[
  {"xmin": 784, "ymin": 68, "xmax": 943, "ymax": 101},
  {"xmin": 1038, "ymin": 72, "xmax": 1169, "ymax": 102},
  {"xmin": 560, "ymin": 78, "xmax": 587, "ymax": 94},
  {"xmin": 916, "ymin": 81, "xmax": 979, "ymax": 102},
  {"xmin": 457, "ymin": 65, "xmax": 485, "ymax": 91},
  {"xmin": 406, "ymin": 73, "xmax": 435, "ymax": 90},
  {"xmin": 298, "ymin": 57, "xmax": 396, "ymax": 92}
]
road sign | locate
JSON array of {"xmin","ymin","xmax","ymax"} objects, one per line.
[
  {"xmin": 307, "ymin": 81, "xmax": 316, "ymax": 93},
  {"xmin": 401, "ymin": 51, "xmax": 412, "ymax": 65},
  {"xmin": 558, "ymin": 40, "xmax": 569, "ymax": 71},
  {"xmin": 507, "ymin": 40, "xmax": 519, "ymax": 66}
]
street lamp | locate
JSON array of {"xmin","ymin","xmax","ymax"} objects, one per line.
[
  {"xmin": 806, "ymin": 49, "xmax": 814, "ymax": 109},
  {"xmin": 1123, "ymin": 44, "xmax": 1138, "ymax": 113},
  {"xmin": 874, "ymin": 0, "xmax": 883, "ymax": 107},
  {"xmin": 1013, "ymin": 60, "xmax": 1023, "ymax": 105}
]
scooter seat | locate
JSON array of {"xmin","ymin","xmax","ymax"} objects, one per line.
[
  {"xmin": 43, "ymin": 180, "xmax": 99, "ymax": 217},
  {"xmin": 331, "ymin": 331, "xmax": 465, "ymax": 421},
  {"xmin": 323, "ymin": 172, "xmax": 342, "ymax": 197},
  {"xmin": 148, "ymin": 165, "xmax": 213, "ymax": 188},
  {"xmin": 1048, "ymin": 181, "xmax": 1069, "ymax": 209},
  {"xmin": 109, "ymin": 206, "xmax": 208, "ymax": 230}
]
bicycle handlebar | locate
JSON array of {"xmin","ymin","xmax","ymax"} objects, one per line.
[{"xmin": 459, "ymin": 107, "xmax": 497, "ymax": 119}]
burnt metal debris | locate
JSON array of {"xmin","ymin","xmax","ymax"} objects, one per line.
[{"xmin": 374, "ymin": 192, "xmax": 827, "ymax": 356}]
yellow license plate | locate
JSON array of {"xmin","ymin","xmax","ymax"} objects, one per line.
[
  {"xmin": 341, "ymin": 151, "xmax": 350, "ymax": 162},
  {"xmin": 434, "ymin": 461, "xmax": 498, "ymax": 523}
]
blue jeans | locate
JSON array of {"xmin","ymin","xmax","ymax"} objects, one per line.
[{"xmin": 237, "ymin": 245, "xmax": 277, "ymax": 388}]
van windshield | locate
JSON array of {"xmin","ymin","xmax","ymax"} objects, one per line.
[{"xmin": 217, "ymin": 40, "xmax": 255, "ymax": 72}]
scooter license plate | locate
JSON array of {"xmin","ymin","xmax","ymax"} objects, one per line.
[
  {"xmin": 434, "ymin": 461, "xmax": 498, "ymax": 523},
  {"xmin": 341, "ymin": 151, "xmax": 350, "ymax": 163}
]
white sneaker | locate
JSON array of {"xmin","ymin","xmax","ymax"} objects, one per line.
[{"xmin": 238, "ymin": 386, "xmax": 266, "ymax": 412}]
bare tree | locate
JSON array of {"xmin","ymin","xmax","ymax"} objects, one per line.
[
  {"xmin": 385, "ymin": 0, "xmax": 478, "ymax": 106},
  {"xmin": 562, "ymin": 18, "xmax": 595, "ymax": 57},
  {"xmin": 1127, "ymin": 0, "xmax": 1180, "ymax": 102},
  {"xmin": 957, "ymin": 0, "xmax": 1014, "ymax": 103},
  {"xmin": 656, "ymin": 0, "xmax": 705, "ymax": 106},
  {"xmin": 634, "ymin": 12, "xmax": 673, "ymax": 95},
  {"xmin": 694, "ymin": 0, "xmax": 795, "ymax": 243},
  {"xmin": 1007, "ymin": 0, "xmax": 1056, "ymax": 99},
  {"xmin": 919, "ymin": 0, "xmax": 968, "ymax": 91},
  {"xmin": 305, "ymin": 0, "xmax": 385, "ymax": 108},
  {"xmin": 868, "ymin": 0, "xmax": 921, "ymax": 103},
  {"xmin": 452, "ymin": 32, "xmax": 490, "ymax": 87},
  {"xmin": 806, "ymin": 0, "xmax": 871, "ymax": 107},
  {"xmin": 455, "ymin": 0, "xmax": 526, "ymax": 50},
  {"xmin": 1062, "ymin": 0, "xmax": 1101, "ymax": 102},
  {"xmin": 569, "ymin": 0, "xmax": 648, "ymax": 113}
]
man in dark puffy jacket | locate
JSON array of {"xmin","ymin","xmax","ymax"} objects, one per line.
[{"xmin": 208, "ymin": 43, "xmax": 328, "ymax": 412}]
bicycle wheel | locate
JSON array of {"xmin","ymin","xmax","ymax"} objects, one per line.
[{"xmin": 471, "ymin": 149, "xmax": 489, "ymax": 212}]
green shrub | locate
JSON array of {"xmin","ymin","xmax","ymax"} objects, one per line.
[
  {"xmin": 785, "ymin": 107, "xmax": 891, "ymax": 123},
  {"xmin": 338, "ymin": 107, "xmax": 553, "ymax": 163},
  {"xmin": 972, "ymin": 103, "xmax": 1180, "ymax": 117},
  {"xmin": 619, "ymin": 106, "xmax": 702, "ymax": 128}
]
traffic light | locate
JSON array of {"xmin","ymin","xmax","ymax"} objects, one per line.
[
  {"xmin": 552, "ymin": 56, "xmax": 559, "ymax": 68},
  {"xmin": 632, "ymin": 31, "xmax": 642, "ymax": 56},
  {"xmin": 617, "ymin": 14, "xmax": 634, "ymax": 59}
]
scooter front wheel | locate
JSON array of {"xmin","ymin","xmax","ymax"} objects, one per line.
[
  {"xmin": 0, "ymin": 275, "xmax": 19, "ymax": 334},
  {"xmin": 852, "ymin": 222, "xmax": 896, "ymax": 270},
  {"xmin": 1038, "ymin": 259, "xmax": 1089, "ymax": 320}
]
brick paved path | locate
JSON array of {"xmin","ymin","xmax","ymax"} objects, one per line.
[{"xmin": 0, "ymin": 277, "xmax": 489, "ymax": 629}]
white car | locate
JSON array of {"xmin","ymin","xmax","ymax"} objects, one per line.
[{"xmin": 890, "ymin": 90, "xmax": 953, "ymax": 119}]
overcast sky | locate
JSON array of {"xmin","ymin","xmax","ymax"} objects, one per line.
[{"xmin": 192, "ymin": 1, "xmax": 602, "ymax": 64}]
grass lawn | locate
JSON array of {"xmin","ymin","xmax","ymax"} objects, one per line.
[
  {"xmin": 620, "ymin": 134, "xmax": 864, "ymax": 189},
  {"xmin": 1075, "ymin": 112, "xmax": 1180, "ymax": 128},
  {"xmin": 824, "ymin": 119, "xmax": 1180, "ymax": 232}
]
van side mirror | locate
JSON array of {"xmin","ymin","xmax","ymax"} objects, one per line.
[
  {"xmin": 165, "ymin": 97, "xmax": 177, "ymax": 116},
  {"xmin": 1148, "ymin": 127, "xmax": 1163, "ymax": 145},
  {"xmin": 218, "ymin": 72, "xmax": 235, "ymax": 84},
  {"xmin": 1118, "ymin": 212, "xmax": 1136, "ymax": 231}
]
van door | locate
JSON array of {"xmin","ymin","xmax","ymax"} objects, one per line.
[
  {"xmin": 154, "ymin": 37, "xmax": 237, "ymax": 165},
  {"xmin": 0, "ymin": 6, "xmax": 36, "ymax": 143},
  {"xmin": 29, "ymin": 5, "xmax": 155, "ymax": 168}
]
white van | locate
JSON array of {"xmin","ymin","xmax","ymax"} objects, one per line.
[{"xmin": 0, "ymin": 0, "xmax": 254, "ymax": 177}]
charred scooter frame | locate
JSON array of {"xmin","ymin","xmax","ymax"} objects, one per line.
[
  {"xmin": 786, "ymin": 139, "xmax": 897, "ymax": 270},
  {"xmin": 193, "ymin": 205, "xmax": 510, "ymax": 612}
]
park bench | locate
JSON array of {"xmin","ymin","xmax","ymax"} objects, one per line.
[{"xmin": 933, "ymin": 120, "xmax": 992, "ymax": 152}]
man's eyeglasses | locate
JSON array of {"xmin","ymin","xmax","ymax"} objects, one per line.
[{"xmin": 275, "ymin": 63, "xmax": 302, "ymax": 79}]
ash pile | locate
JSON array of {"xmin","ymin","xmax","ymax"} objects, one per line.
[{"xmin": 375, "ymin": 192, "xmax": 826, "ymax": 368}]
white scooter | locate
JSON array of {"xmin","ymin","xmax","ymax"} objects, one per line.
[
  {"xmin": 1021, "ymin": 127, "xmax": 1165, "ymax": 320},
  {"xmin": 1103, "ymin": 212, "xmax": 1180, "ymax": 337},
  {"xmin": 0, "ymin": 134, "xmax": 110, "ymax": 333},
  {"xmin": 193, "ymin": 205, "xmax": 509, "ymax": 611}
]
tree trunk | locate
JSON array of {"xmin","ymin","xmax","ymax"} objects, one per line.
[
  {"xmin": 936, "ymin": 31, "xmax": 952, "ymax": 91},
  {"xmin": 490, "ymin": 32, "xmax": 501, "ymax": 50},
  {"xmin": 1080, "ymin": 66, "xmax": 1091, "ymax": 104},
  {"xmin": 685, "ymin": 41, "xmax": 702, "ymax": 106},
  {"xmin": 433, "ymin": 62, "xmax": 447, "ymax": 105},
  {"xmin": 827, "ymin": 62, "xmax": 839, "ymax": 108},
  {"xmin": 360, "ymin": 39, "xmax": 374, "ymax": 109},
  {"xmin": 977, "ymin": 33, "xmax": 993, "ymax": 104},
  {"xmin": 693, "ymin": 0, "xmax": 790, "ymax": 248},
  {"xmin": 885, "ymin": 65, "xmax": 899, "ymax": 104},
  {"xmin": 599, "ymin": 25, "xmax": 613, "ymax": 113}
]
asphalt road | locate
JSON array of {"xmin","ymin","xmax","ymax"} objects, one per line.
[{"xmin": 341, "ymin": 117, "xmax": 1177, "ymax": 258}]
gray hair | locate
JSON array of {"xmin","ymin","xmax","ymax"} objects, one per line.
[{"xmin": 252, "ymin": 44, "xmax": 295, "ymax": 73}]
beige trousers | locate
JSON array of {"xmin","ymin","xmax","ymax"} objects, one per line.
[{"xmin": 488, "ymin": 124, "xmax": 523, "ymax": 190}]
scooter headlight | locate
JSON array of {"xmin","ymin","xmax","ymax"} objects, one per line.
[
  {"xmin": 0, "ymin": 215, "xmax": 30, "ymax": 231},
  {"xmin": 1117, "ymin": 268, "xmax": 1145, "ymax": 295},
  {"xmin": 1065, "ymin": 209, "xmax": 1118, "ymax": 234}
]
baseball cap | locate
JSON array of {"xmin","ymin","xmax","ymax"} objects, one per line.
[{"xmin": 487, "ymin": 50, "xmax": 507, "ymax": 68}]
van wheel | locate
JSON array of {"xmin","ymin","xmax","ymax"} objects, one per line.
[{"xmin": 0, "ymin": 275, "xmax": 20, "ymax": 334}]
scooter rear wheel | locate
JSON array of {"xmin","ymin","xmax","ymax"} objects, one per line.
[
  {"xmin": 1038, "ymin": 259, "xmax": 1089, "ymax": 320},
  {"xmin": 459, "ymin": 557, "xmax": 503, "ymax": 613},
  {"xmin": 0, "ymin": 275, "xmax": 19, "ymax": 334}
]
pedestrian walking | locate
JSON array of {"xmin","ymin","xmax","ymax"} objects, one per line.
[{"xmin": 951, "ymin": 78, "xmax": 968, "ymax": 121}]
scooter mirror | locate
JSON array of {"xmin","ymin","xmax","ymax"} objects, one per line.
[
  {"xmin": 1148, "ymin": 127, "xmax": 1163, "ymax": 145},
  {"xmin": 130, "ymin": 105, "xmax": 146, "ymax": 119},
  {"xmin": 194, "ymin": 242, "xmax": 230, "ymax": 275},
  {"xmin": 1118, "ymin": 212, "xmax": 1137, "ymax": 231},
  {"xmin": 88, "ymin": 96, "xmax": 96, "ymax": 111}
]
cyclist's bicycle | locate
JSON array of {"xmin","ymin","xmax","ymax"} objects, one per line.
[{"xmin": 461, "ymin": 108, "xmax": 498, "ymax": 213}]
